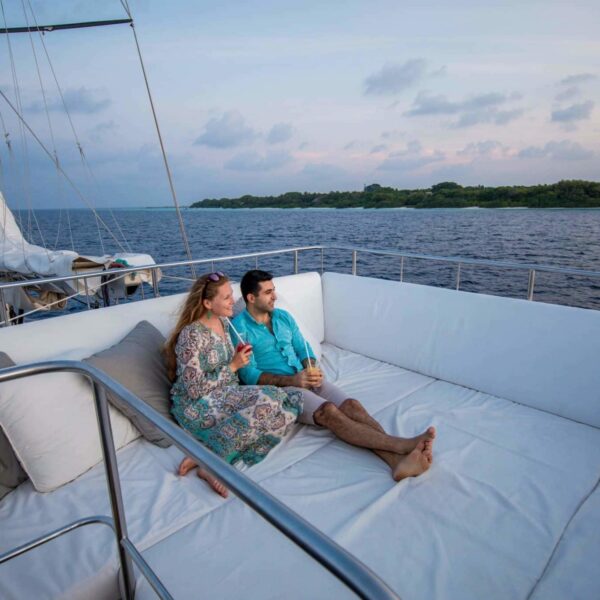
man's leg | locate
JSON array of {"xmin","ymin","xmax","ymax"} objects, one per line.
[
  {"xmin": 338, "ymin": 397, "xmax": 436, "ymax": 451},
  {"xmin": 315, "ymin": 382, "xmax": 436, "ymax": 453},
  {"xmin": 314, "ymin": 402, "xmax": 433, "ymax": 481}
]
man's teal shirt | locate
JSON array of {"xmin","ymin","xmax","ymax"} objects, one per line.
[{"xmin": 232, "ymin": 308, "xmax": 316, "ymax": 385}]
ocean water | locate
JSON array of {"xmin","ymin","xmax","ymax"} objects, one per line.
[{"xmin": 24, "ymin": 207, "xmax": 600, "ymax": 311}]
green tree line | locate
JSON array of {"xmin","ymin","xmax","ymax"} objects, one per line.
[{"xmin": 190, "ymin": 180, "xmax": 600, "ymax": 209}]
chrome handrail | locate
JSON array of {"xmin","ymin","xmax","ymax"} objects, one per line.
[
  {"xmin": 0, "ymin": 361, "xmax": 400, "ymax": 600},
  {"xmin": 1, "ymin": 244, "xmax": 599, "ymax": 291},
  {"xmin": 1, "ymin": 244, "xmax": 599, "ymax": 326}
]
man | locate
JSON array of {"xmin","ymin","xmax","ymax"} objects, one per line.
[{"xmin": 232, "ymin": 270, "xmax": 435, "ymax": 481}]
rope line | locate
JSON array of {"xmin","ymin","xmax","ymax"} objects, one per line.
[{"xmin": 120, "ymin": 0, "xmax": 196, "ymax": 276}]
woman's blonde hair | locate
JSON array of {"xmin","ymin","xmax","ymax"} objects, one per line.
[{"xmin": 164, "ymin": 272, "xmax": 230, "ymax": 381}]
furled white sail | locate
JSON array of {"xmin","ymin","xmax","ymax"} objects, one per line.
[
  {"xmin": 1, "ymin": 190, "xmax": 82, "ymax": 278},
  {"xmin": 1, "ymin": 190, "xmax": 160, "ymax": 314}
]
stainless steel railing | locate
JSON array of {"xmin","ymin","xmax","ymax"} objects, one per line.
[
  {"xmin": 0, "ymin": 361, "xmax": 399, "ymax": 600},
  {"xmin": 1, "ymin": 244, "xmax": 600, "ymax": 326}
]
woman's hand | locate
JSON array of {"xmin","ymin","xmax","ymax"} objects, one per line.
[{"xmin": 229, "ymin": 345, "xmax": 252, "ymax": 372}]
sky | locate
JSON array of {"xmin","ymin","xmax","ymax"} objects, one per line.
[{"xmin": 0, "ymin": 0, "xmax": 599, "ymax": 208}]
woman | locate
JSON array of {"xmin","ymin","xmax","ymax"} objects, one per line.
[{"xmin": 164, "ymin": 272, "xmax": 303, "ymax": 497}]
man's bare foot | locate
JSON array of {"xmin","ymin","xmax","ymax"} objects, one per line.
[
  {"xmin": 395, "ymin": 426, "xmax": 436, "ymax": 454},
  {"xmin": 177, "ymin": 456, "xmax": 198, "ymax": 476},
  {"xmin": 197, "ymin": 468, "xmax": 229, "ymax": 498},
  {"xmin": 392, "ymin": 440, "xmax": 432, "ymax": 481}
]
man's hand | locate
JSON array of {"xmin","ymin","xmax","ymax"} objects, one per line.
[
  {"xmin": 292, "ymin": 367, "xmax": 323, "ymax": 389},
  {"xmin": 306, "ymin": 365, "xmax": 323, "ymax": 388}
]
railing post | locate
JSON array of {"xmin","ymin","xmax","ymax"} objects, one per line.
[
  {"xmin": 151, "ymin": 270, "xmax": 160, "ymax": 297},
  {"xmin": 456, "ymin": 263, "xmax": 461, "ymax": 291},
  {"xmin": 83, "ymin": 278, "xmax": 92, "ymax": 309},
  {"xmin": 255, "ymin": 255, "xmax": 259, "ymax": 269},
  {"xmin": 351, "ymin": 250, "xmax": 357, "ymax": 276},
  {"xmin": 527, "ymin": 269, "xmax": 536, "ymax": 300},
  {"xmin": 400, "ymin": 256, "xmax": 404, "ymax": 282},
  {"xmin": 0, "ymin": 289, "xmax": 9, "ymax": 327},
  {"xmin": 91, "ymin": 381, "xmax": 136, "ymax": 600},
  {"xmin": 294, "ymin": 250, "xmax": 299, "ymax": 274},
  {"xmin": 320, "ymin": 248, "xmax": 324, "ymax": 275}
]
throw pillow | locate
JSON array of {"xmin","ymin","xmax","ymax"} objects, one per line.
[{"xmin": 84, "ymin": 320, "xmax": 174, "ymax": 448}]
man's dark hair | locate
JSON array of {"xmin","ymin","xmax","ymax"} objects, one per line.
[{"xmin": 240, "ymin": 270, "xmax": 274, "ymax": 302}]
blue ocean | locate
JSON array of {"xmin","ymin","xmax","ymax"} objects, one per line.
[{"xmin": 26, "ymin": 207, "xmax": 600, "ymax": 311}]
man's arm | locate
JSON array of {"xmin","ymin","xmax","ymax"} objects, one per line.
[{"xmin": 258, "ymin": 370, "xmax": 313, "ymax": 388}]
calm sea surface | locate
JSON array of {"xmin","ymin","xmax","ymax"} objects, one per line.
[{"xmin": 27, "ymin": 207, "xmax": 600, "ymax": 311}]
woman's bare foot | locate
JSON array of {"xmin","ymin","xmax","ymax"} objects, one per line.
[
  {"xmin": 178, "ymin": 458, "xmax": 228, "ymax": 497},
  {"xmin": 177, "ymin": 456, "xmax": 198, "ymax": 476},
  {"xmin": 392, "ymin": 440, "xmax": 433, "ymax": 481},
  {"xmin": 197, "ymin": 468, "xmax": 229, "ymax": 498},
  {"xmin": 395, "ymin": 426, "xmax": 436, "ymax": 454}
]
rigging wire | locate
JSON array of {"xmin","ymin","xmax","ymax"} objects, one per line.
[
  {"xmin": 0, "ymin": 88, "xmax": 129, "ymax": 252},
  {"xmin": 16, "ymin": 0, "xmax": 58, "ymax": 255},
  {"xmin": 1, "ymin": 0, "xmax": 35, "ymax": 263},
  {"xmin": 120, "ymin": 0, "xmax": 196, "ymax": 276},
  {"xmin": 25, "ymin": 0, "xmax": 132, "ymax": 255},
  {"xmin": 2, "ymin": 0, "xmax": 50, "ymax": 256}
]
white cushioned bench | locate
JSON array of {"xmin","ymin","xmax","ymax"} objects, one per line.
[{"xmin": 1, "ymin": 272, "xmax": 599, "ymax": 600}]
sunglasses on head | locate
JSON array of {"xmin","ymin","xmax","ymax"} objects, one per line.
[{"xmin": 207, "ymin": 271, "xmax": 225, "ymax": 282}]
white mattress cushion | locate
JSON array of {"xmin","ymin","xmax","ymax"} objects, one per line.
[
  {"xmin": 529, "ymin": 483, "xmax": 600, "ymax": 600},
  {"xmin": 134, "ymin": 347, "xmax": 600, "ymax": 600},
  {"xmin": 322, "ymin": 272, "xmax": 600, "ymax": 427},
  {"xmin": 0, "ymin": 371, "xmax": 140, "ymax": 493},
  {"xmin": 0, "ymin": 345, "xmax": 431, "ymax": 599},
  {"xmin": 3, "ymin": 346, "xmax": 599, "ymax": 600}
]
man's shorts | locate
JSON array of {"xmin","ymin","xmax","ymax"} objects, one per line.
[{"xmin": 285, "ymin": 381, "xmax": 348, "ymax": 425}]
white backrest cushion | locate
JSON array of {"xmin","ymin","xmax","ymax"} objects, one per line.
[
  {"xmin": 322, "ymin": 272, "xmax": 600, "ymax": 427},
  {"xmin": 273, "ymin": 272, "xmax": 324, "ymax": 344},
  {"xmin": 0, "ymin": 293, "xmax": 188, "ymax": 363}
]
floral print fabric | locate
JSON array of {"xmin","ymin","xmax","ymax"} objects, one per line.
[{"xmin": 170, "ymin": 320, "xmax": 303, "ymax": 466}]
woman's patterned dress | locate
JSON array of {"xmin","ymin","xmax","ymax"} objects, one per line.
[{"xmin": 170, "ymin": 319, "xmax": 303, "ymax": 466}]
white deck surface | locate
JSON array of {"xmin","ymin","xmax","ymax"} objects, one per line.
[{"xmin": 1, "ymin": 345, "xmax": 599, "ymax": 599}]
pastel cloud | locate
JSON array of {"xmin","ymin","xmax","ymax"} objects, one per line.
[
  {"xmin": 518, "ymin": 140, "xmax": 594, "ymax": 161},
  {"xmin": 195, "ymin": 111, "xmax": 258, "ymax": 148},
  {"xmin": 267, "ymin": 122, "xmax": 293, "ymax": 144},
  {"xmin": 551, "ymin": 101, "xmax": 594, "ymax": 123},
  {"xmin": 225, "ymin": 150, "xmax": 291, "ymax": 171},
  {"xmin": 363, "ymin": 59, "xmax": 428, "ymax": 96},
  {"xmin": 404, "ymin": 91, "xmax": 523, "ymax": 127},
  {"xmin": 29, "ymin": 87, "xmax": 110, "ymax": 114},
  {"xmin": 559, "ymin": 73, "xmax": 597, "ymax": 86},
  {"xmin": 457, "ymin": 140, "xmax": 510, "ymax": 157},
  {"xmin": 378, "ymin": 141, "xmax": 445, "ymax": 172}
]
